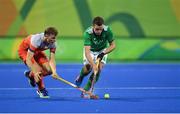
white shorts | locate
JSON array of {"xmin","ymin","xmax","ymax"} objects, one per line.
[{"xmin": 83, "ymin": 48, "xmax": 108, "ymax": 65}]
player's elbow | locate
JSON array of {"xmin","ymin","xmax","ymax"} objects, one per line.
[
  {"xmin": 110, "ymin": 41, "xmax": 116, "ymax": 49},
  {"xmin": 113, "ymin": 43, "xmax": 116, "ymax": 50}
]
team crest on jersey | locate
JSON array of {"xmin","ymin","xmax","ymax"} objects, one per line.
[{"xmin": 93, "ymin": 38, "xmax": 104, "ymax": 45}]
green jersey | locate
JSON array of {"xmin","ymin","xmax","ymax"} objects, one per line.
[{"xmin": 84, "ymin": 25, "xmax": 114, "ymax": 52}]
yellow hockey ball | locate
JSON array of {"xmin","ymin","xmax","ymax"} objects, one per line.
[{"xmin": 104, "ymin": 93, "xmax": 110, "ymax": 99}]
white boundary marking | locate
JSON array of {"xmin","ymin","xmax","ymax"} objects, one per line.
[{"xmin": 0, "ymin": 109, "xmax": 179, "ymax": 114}]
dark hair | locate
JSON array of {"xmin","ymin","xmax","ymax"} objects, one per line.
[
  {"xmin": 44, "ymin": 27, "xmax": 58, "ymax": 36},
  {"xmin": 93, "ymin": 16, "xmax": 104, "ymax": 26}
]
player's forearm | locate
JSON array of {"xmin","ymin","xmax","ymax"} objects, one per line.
[
  {"xmin": 49, "ymin": 59, "xmax": 56, "ymax": 74},
  {"xmin": 49, "ymin": 53, "xmax": 57, "ymax": 74},
  {"xmin": 104, "ymin": 41, "xmax": 116, "ymax": 54}
]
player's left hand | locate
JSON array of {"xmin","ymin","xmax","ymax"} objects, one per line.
[
  {"xmin": 52, "ymin": 72, "xmax": 59, "ymax": 79},
  {"xmin": 97, "ymin": 52, "xmax": 105, "ymax": 61}
]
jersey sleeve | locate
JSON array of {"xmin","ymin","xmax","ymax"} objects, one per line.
[
  {"xmin": 84, "ymin": 32, "xmax": 91, "ymax": 46},
  {"xmin": 29, "ymin": 36, "xmax": 41, "ymax": 52},
  {"xmin": 50, "ymin": 48, "xmax": 56, "ymax": 53},
  {"xmin": 107, "ymin": 27, "xmax": 114, "ymax": 43}
]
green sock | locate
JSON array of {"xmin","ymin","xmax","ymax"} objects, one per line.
[
  {"xmin": 84, "ymin": 80, "xmax": 91, "ymax": 91},
  {"xmin": 84, "ymin": 71, "xmax": 100, "ymax": 91}
]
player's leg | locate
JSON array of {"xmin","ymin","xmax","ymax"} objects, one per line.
[
  {"xmin": 34, "ymin": 52, "xmax": 50, "ymax": 98},
  {"xmin": 18, "ymin": 49, "xmax": 37, "ymax": 87},
  {"xmin": 24, "ymin": 70, "xmax": 36, "ymax": 87},
  {"xmin": 26, "ymin": 59, "xmax": 47, "ymax": 95},
  {"xmin": 75, "ymin": 49, "xmax": 94, "ymax": 86},
  {"xmin": 84, "ymin": 52, "xmax": 108, "ymax": 91},
  {"xmin": 75, "ymin": 64, "xmax": 92, "ymax": 86},
  {"xmin": 84, "ymin": 62, "xmax": 104, "ymax": 91},
  {"xmin": 40, "ymin": 62, "xmax": 53, "ymax": 76},
  {"xmin": 18, "ymin": 49, "xmax": 49, "ymax": 98},
  {"xmin": 25, "ymin": 61, "xmax": 43, "ymax": 87}
]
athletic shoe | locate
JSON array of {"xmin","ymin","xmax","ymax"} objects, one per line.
[
  {"xmin": 81, "ymin": 92, "xmax": 99, "ymax": 99},
  {"xmin": 36, "ymin": 88, "xmax": 50, "ymax": 98}
]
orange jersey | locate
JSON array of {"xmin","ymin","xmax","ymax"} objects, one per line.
[{"xmin": 18, "ymin": 33, "xmax": 56, "ymax": 64}]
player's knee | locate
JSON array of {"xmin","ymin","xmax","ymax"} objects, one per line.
[{"xmin": 85, "ymin": 64, "xmax": 92, "ymax": 72}]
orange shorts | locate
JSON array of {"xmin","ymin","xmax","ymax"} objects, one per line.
[{"xmin": 18, "ymin": 49, "xmax": 48, "ymax": 65}]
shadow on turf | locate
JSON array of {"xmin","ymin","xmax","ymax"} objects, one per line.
[
  {"xmin": 98, "ymin": 96, "xmax": 180, "ymax": 102},
  {"xmin": 35, "ymin": 96, "xmax": 88, "ymax": 102},
  {"xmin": 1, "ymin": 95, "xmax": 180, "ymax": 102}
]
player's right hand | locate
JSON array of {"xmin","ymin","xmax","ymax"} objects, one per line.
[
  {"xmin": 97, "ymin": 52, "xmax": 105, "ymax": 61},
  {"xmin": 34, "ymin": 72, "xmax": 42, "ymax": 82},
  {"xmin": 52, "ymin": 72, "xmax": 59, "ymax": 79}
]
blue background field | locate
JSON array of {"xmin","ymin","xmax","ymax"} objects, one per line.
[
  {"xmin": 0, "ymin": 0, "xmax": 180, "ymax": 113},
  {"xmin": 0, "ymin": 63, "xmax": 179, "ymax": 113}
]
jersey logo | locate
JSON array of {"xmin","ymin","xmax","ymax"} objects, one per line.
[{"xmin": 93, "ymin": 38, "xmax": 104, "ymax": 45}]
